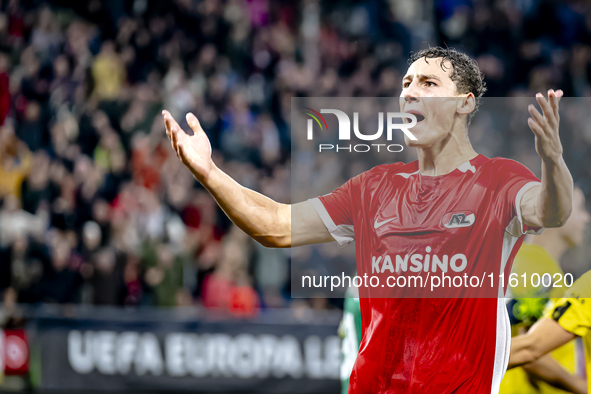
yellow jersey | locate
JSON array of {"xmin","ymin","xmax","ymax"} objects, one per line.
[
  {"xmin": 548, "ymin": 270, "xmax": 591, "ymax": 394},
  {"xmin": 500, "ymin": 243, "xmax": 576, "ymax": 394}
]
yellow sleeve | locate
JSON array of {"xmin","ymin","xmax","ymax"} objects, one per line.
[
  {"xmin": 548, "ymin": 298, "xmax": 590, "ymax": 338},
  {"xmin": 546, "ymin": 271, "xmax": 591, "ymax": 337}
]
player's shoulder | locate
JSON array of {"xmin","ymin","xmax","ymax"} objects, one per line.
[
  {"xmin": 550, "ymin": 271, "xmax": 591, "ymax": 329},
  {"xmin": 514, "ymin": 244, "xmax": 560, "ymax": 273},
  {"xmin": 566, "ymin": 271, "xmax": 591, "ymax": 299},
  {"xmin": 484, "ymin": 156, "xmax": 535, "ymax": 175},
  {"xmin": 473, "ymin": 156, "xmax": 539, "ymax": 187}
]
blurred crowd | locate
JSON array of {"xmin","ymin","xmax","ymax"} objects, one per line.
[{"xmin": 0, "ymin": 0, "xmax": 591, "ymax": 314}]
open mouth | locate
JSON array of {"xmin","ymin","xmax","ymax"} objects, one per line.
[{"xmin": 405, "ymin": 111, "xmax": 425, "ymax": 123}]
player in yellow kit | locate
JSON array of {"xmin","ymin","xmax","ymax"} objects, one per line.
[
  {"xmin": 509, "ymin": 270, "xmax": 591, "ymax": 394},
  {"xmin": 502, "ymin": 187, "xmax": 590, "ymax": 394}
]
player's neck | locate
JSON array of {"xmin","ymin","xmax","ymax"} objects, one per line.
[
  {"xmin": 526, "ymin": 231, "xmax": 569, "ymax": 264},
  {"xmin": 416, "ymin": 133, "xmax": 478, "ymax": 176}
]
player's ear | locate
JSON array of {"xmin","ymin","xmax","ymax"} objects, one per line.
[{"xmin": 457, "ymin": 93, "xmax": 476, "ymax": 117}]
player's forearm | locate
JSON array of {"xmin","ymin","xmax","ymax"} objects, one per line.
[
  {"xmin": 536, "ymin": 156, "xmax": 573, "ymax": 227},
  {"xmin": 508, "ymin": 334, "xmax": 544, "ymax": 368},
  {"xmin": 202, "ymin": 164, "xmax": 291, "ymax": 248},
  {"xmin": 523, "ymin": 356, "xmax": 588, "ymax": 394}
]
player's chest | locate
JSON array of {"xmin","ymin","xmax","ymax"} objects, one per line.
[{"xmin": 361, "ymin": 176, "xmax": 492, "ymax": 238}]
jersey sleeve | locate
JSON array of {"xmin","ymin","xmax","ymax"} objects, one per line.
[
  {"xmin": 308, "ymin": 176, "xmax": 360, "ymax": 247},
  {"xmin": 546, "ymin": 272, "xmax": 591, "ymax": 337},
  {"xmin": 549, "ymin": 298, "xmax": 591, "ymax": 338},
  {"xmin": 493, "ymin": 159, "xmax": 542, "ymax": 237}
]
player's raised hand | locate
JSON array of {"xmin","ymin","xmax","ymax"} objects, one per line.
[
  {"xmin": 527, "ymin": 89, "xmax": 564, "ymax": 163},
  {"xmin": 163, "ymin": 110, "xmax": 213, "ymax": 183}
]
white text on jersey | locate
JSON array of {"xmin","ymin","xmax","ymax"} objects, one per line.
[{"xmin": 371, "ymin": 247, "xmax": 468, "ymax": 274}]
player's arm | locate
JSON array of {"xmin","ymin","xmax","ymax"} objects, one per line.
[
  {"xmin": 508, "ymin": 317, "xmax": 575, "ymax": 368},
  {"xmin": 520, "ymin": 89, "xmax": 573, "ymax": 228},
  {"xmin": 163, "ymin": 110, "xmax": 334, "ymax": 248},
  {"xmin": 522, "ymin": 355, "xmax": 588, "ymax": 394}
]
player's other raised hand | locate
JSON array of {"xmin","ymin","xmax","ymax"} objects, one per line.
[
  {"xmin": 163, "ymin": 110, "xmax": 213, "ymax": 183},
  {"xmin": 527, "ymin": 89, "xmax": 564, "ymax": 163}
]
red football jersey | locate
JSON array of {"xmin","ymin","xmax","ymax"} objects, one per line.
[{"xmin": 309, "ymin": 154, "xmax": 541, "ymax": 394}]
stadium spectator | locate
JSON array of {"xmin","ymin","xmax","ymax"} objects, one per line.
[{"xmin": 0, "ymin": 124, "xmax": 31, "ymax": 199}]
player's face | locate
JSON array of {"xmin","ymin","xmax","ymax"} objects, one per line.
[
  {"xmin": 399, "ymin": 57, "xmax": 472, "ymax": 148},
  {"xmin": 561, "ymin": 188, "xmax": 590, "ymax": 247}
]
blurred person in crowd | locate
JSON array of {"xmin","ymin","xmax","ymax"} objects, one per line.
[
  {"xmin": 31, "ymin": 229, "xmax": 83, "ymax": 303},
  {"xmin": 94, "ymin": 128, "xmax": 125, "ymax": 173},
  {"xmin": 92, "ymin": 40, "xmax": 126, "ymax": 102},
  {"xmin": 181, "ymin": 189, "xmax": 226, "ymax": 295},
  {"xmin": 79, "ymin": 220, "xmax": 101, "ymax": 261},
  {"xmin": 16, "ymin": 46, "xmax": 49, "ymax": 104},
  {"xmin": 163, "ymin": 59, "xmax": 195, "ymax": 121},
  {"xmin": 91, "ymin": 246, "xmax": 125, "ymax": 306},
  {"xmin": 131, "ymin": 132, "xmax": 168, "ymax": 191},
  {"xmin": 48, "ymin": 111, "xmax": 81, "ymax": 163},
  {"xmin": 120, "ymin": 84, "xmax": 162, "ymax": 143},
  {"xmin": 6, "ymin": 236, "xmax": 43, "ymax": 299},
  {"xmin": 50, "ymin": 169, "xmax": 77, "ymax": 231},
  {"xmin": 164, "ymin": 45, "xmax": 573, "ymax": 393},
  {"xmin": 137, "ymin": 187, "xmax": 177, "ymax": 241},
  {"xmin": 20, "ymin": 150, "xmax": 52, "ymax": 214},
  {"xmin": 0, "ymin": 123, "xmax": 31, "ymax": 199},
  {"xmin": 508, "ymin": 271, "xmax": 591, "ymax": 394},
  {"xmin": 90, "ymin": 199, "xmax": 111, "ymax": 246},
  {"xmin": 254, "ymin": 239, "xmax": 288, "ymax": 308},
  {"xmin": 73, "ymin": 155, "xmax": 101, "ymax": 226},
  {"xmin": 142, "ymin": 241, "xmax": 184, "ymax": 308},
  {"xmin": 30, "ymin": 6, "xmax": 61, "ymax": 61},
  {"xmin": 0, "ymin": 232, "xmax": 44, "ymax": 305},
  {"xmin": 202, "ymin": 226, "xmax": 259, "ymax": 317},
  {"xmin": 101, "ymin": 146, "xmax": 128, "ymax": 203},
  {"xmin": 0, "ymin": 194, "xmax": 47, "ymax": 247},
  {"xmin": 50, "ymin": 54, "xmax": 78, "ymax": 107},
  {"xmin": 110, "ymin": 182, "xmax": 143, "ymax": 252},
  {"xmin": 503, "ymin": 187, "xmax": 590, "ymax": 393},
  {"xmin": 122, "ymin": 253, "xmax": 143, "ymax": 306}
]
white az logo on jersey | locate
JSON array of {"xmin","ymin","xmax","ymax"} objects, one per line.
[{"xmin": 442, "ymin": 211, "xmax": 475, "ymax": 228}]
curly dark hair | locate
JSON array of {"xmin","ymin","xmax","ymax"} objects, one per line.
[{"xmin": 408, "ymin": 47, "xmax": 487, "ymax": 126}]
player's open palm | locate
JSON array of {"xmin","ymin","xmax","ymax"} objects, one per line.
[
  {"xmin": 527, "ymin": 89, "xmax": 564, "ymax": 162},
  {"xmin": 163, "ymin": 110, "xmax": 213, "ymax": 183}
]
